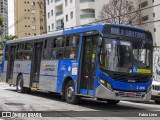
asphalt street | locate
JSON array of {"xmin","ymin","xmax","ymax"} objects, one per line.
[{"xmin": 0, "ymin": 82, "xmax": 160, "ymax": 120}]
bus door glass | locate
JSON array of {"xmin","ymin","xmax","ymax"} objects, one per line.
[
  {"xmin": 7, "ymin": 45, "xmax": 16, "ymax": 82},
  {"xmin": 80, "ymin": 35, "xmax": 98, "ymax": 95},
  {"xmin": 31, "ymin": 42, "xmax": 43, "ymax": 87}
]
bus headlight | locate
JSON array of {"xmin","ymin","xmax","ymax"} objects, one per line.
[
  {"xmin": 147, "ymin": 85, "xmax": 152, "ymax": 93},
  {"xmin": 99, "ymin": 78, "xmax": 112, "ymax": 90}
]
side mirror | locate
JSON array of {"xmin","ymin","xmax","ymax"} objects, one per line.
[{"xmin": 98, "ymin": 37, "xmax": 102, "ymax": 47}]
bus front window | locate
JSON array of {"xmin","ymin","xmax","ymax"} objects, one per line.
[{"xmin": 100, "ymin": 38, "xmax": 152, "ymax": 74}]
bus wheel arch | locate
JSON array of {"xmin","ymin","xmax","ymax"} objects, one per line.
[{"xmin": 62, "ymin": 77, "xmax": 79, "ymax": 104}]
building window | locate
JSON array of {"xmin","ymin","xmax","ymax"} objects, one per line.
[
  {"xmin": 48, "ymin": 25, "xmax": 51, "ymax": 32},
  {"xmin": 153, "ymin": 13, "xmax": 155, "ymax": 17},
  {"xmin": 140, "ymin": 1, "xmax": 148, "ymax": 8},
  {"xmin": 32, "ymin": 26, "xmax": 36, "ymax": 30},
  {"xmin": 70, "ymin": 0, "xmax": 72, "ymax": 3},
  {"xmin": 48, "ymin": 12, "xmax": 50, "ymax": 18},
  {"xmin": 52, "ymin": 23, "xmax": 54, "ymax": 30},
  {"xmin": 32, "ymin": 2, "xmax": 35, "ymax": 6},
  {"xmin": 48, "ymin": 0, "xmax": 49, "ymax": 5},
  {"xmin": 34, "ymin": 33, "xmax": 36, "ymax": 36},
  {"xmin": 66, "ymin": 14, "xmax": 68, "ymax": 22},
  {"xmin": 51, "ymin": 10, "xmax": 53, "ymax": 16},
  {"xmin": 70, "ymin": 11, "xmax": 73, "ymax": 19},
  {"xmin": 32, "ymin": 17, "xmax": 36, "ymax": 22},
  {"xmin": 142, "ymin": 15, "xmax": 148, "ymax": 21},
  {"xmin": 40, "ymin": 19, "xmax": 43, "ymax": 22},
  {"xmin": 28, "ymin": 25, "xmax": 30, "ymax": 27},
  {"xmin": 154, "ymin": 28, "xmax": 156, "ymax": 32},
  {"xmin": 65, "ymin": 0, "xmax": 68, "ymax": 6},
  {"xmin": 40, "ymin": 26, "xmax": 43, "ymax": 30},
  {"xmin": 28, "ymin": 33, "xmax": 30, "ymax": 35},
  {"xmin": 152, "ymin": 0, "xmax": 154, "ymax": 3}
]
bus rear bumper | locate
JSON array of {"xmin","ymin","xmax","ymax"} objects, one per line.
[{"xmin": 95, "ymin": 85, "xmax": 151, "ymax": 102}]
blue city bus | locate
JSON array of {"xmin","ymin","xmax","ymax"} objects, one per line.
[{"xmin": 1, "ymin": 24, "xmax": 153, "ymax": 104}]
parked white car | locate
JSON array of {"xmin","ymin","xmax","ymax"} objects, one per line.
[{"xmin": 151, "ymin": 81, "xmax": 160, "ymax": 104}]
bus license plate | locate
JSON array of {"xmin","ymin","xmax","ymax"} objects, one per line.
[{"xmin": 125, "ymin": 92, "xmax": 136, "ymax": 97}]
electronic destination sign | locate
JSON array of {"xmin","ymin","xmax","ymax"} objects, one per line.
[{"xmin": 103, "ymin": 25, "xmax": 152, "ymax": 40}]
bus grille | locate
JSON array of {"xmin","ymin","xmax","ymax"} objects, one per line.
[
  {"xmin": 108, "ymin": 73, "xmax": 150, "ymax": 83},
  {"xmin": 152, "ymin": 85, "xmax": 160, "ymax": 91}
]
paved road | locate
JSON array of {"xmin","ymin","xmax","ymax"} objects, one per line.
[{"xmin": 0, "ymin": 82, "xmax": 160, "ymax": 120}]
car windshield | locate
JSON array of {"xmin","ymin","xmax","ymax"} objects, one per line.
[{"xmin": 100, "ymin": 38, "xmax": 152, "ymax": 74}]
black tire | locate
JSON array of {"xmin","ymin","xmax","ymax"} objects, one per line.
[
  {"xmin": 155, "ymin": 100, "xmax": 160, "ymax": 104},
  {"xmin": 16, "ymin": 75, "xmax": 31, "ymax": 93},
  {"xmin": 65, "ymin": 80, "xmax": 79, "ymax": 104},
  {"xmin": 106, "ymin": 100, "xmax": 120, "ymax": 105},
  {"xmin": 16, "ymin": 75, "xmax": 26, "ymax": 93}
]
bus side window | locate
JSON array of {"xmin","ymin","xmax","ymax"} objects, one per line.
[
  {"xmin": 64, "ymin": 35, "xmax": 79, "ymax": 59},
  {"xmin": 16, "ymin": 43, "xmax": 24, "ymax": 60},
  {"xmin": 55, "ymin": 37, "xmax": 64, "ymax": 59},
  {"xmin": 24, "ymin": 42, "xmax": 33, "ymax": 60},
  {"xmin": 43, "ymin": 38, "xmax": 53, "ymax": 60}
]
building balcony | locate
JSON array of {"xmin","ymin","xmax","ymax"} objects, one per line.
[
  {"xmin": 80, "ymin": 0, "xmax": 95, "ymax": 9},
  {"xmin": 56, "ymin": 11, "xmax": 63, "ymax": 16},
  {"xmin": 80, "ymin": 13, "xmax": 95, "ymax": 19},
  {"xmin": 80, "ymin": 18, "xmax": 95, "ymax": 25},
  {"xmin": 56, "ymin": 26, "xmax": 63, "ymax": 30},
  {"xmin": 80, "ymin": 0, "xmax": 94, "ymax": 3},
  {"xmin": 55, "ymin": 0, "xmax": 62, "ymax": 3},
  {"xmin": 55, "ymin": 0, "xmax": 62, "ymax": 6}
]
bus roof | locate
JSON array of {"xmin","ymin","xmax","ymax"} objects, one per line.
[
  {"xmin": 7, "ymin": 23, "xmax": 149, "ymax": 44},
  {"xmin": 7, "ymin": 30, "xmax": 63, "ymax": 44}
]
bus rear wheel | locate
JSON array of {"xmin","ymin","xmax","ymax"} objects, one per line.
[
  {"xmin": 106, "ymin": 100, "xmax": 120, "ymax": 105},
  {"xmin": 65, "ymin": 80, "xmax": 79, "ymax": 104},
  {"xmin": 16, "ymin": 75, "xmax": 31, "ymax": 93},
  {"xmin": 16, "ymin": 75, "xmax": 25, "ymax": 93}
]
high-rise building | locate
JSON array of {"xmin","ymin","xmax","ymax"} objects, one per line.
[
  {"xmin": 0, "ymin": 0, "xmax": 8, "ymax": 41},
  {"xmin": 46, "ymin": 0, "xmax": 107, "ymax": 32},
  {"xmin": 14, "ymin": 0, "xmax": 46, "ymax": 38},
  {"xmin": 130, "ymin": 0, "xmax": 156, "ymax": 45}
]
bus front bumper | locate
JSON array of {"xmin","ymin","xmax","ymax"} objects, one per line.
[{"xmin": 95, "ymin": 85, "xmax": 151, "ymax": 102}]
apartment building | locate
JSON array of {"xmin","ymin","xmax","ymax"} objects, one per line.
[
  {"xmin": 46, "ymin": 0, "xmax": 107, "ymax": 32},
  {"xmin": 0, "ymin": 0, "xmax": 8, "ymax": 41},
  {"xmin": 15, "ymin": 0, "xmax": 46, "ymax": 38}
]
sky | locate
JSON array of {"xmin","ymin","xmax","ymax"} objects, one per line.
[{"xmin": 8, "ymin": 0, "xmax": 15, "ymax": 35}]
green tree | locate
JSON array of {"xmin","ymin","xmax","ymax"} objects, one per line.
[{"xmin": 4, "ymin": 34, "xmax": 18, "ymax": 41}]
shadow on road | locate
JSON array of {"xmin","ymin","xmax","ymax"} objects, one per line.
[{"xmin": 5, "ymin": 88, "xmax": 158, "ymax": 111}]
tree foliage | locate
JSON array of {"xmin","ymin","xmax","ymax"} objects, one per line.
[
  {"xmin": 98, "ymin": 0, "xmax": 142, "ymax": 25},
  {"xmin": 4, "ymin": 34, "xmax": 18, "ymax": 41}
]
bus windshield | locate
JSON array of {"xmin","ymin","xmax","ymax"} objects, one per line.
[{"xmin": 100, "ymin": 38, "xmax": 152, "ymax": 74}]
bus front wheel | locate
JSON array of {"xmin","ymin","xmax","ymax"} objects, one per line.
[
  {"xmin": 65, "ymin": 80, "xmax": 79, "ymax": 104},
  {"xmin": 106, "ymin": 100, "xmax": 120, "ymax": 105}
]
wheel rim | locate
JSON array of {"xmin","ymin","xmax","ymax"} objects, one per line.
[
  {"xmin": 67, "ymin": 86, "xmax": 74, "ymax": 99},
  {"xmin": 18, "ymin": 78, "xmax": 22, "ymax": 91}
]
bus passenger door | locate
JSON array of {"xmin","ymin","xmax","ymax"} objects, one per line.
[
  {"xmin": 80, "ymin": 35, "xmax": 98, "ymax": 96},
  {"xmin": 30, "ymin": 42, "xmax": 43, "ymax": 88},
  {"xmin": 7, "ymin": 45, "xmax": 16, "ymax": 83}
]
